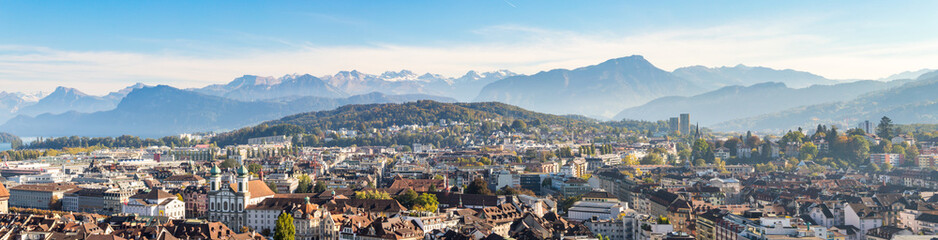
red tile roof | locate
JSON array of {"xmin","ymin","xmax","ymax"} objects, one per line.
[
  {"xmin": 228, "ymin": 180, "xmax": 275, "ymax": 198},
  {"xmin": 0, "ymin": 182, "xmax": 9, "ymax": 198}
]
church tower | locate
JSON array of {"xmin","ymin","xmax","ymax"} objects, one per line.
[
  {"xmin": 210, "ymin": 164, "xmax": 221, "ymax": 191},
  {"xmin": 236, "ymin": 165, "xmax": 249, "ymax": 193}
]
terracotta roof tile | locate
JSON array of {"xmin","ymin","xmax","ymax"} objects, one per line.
[
  {"xmin": 0, "ymin": 182, "xmax": 9, "ymax": 198},
  {"xmin": 228, "ymin": 180, "xmax": 275, "ymax": 198}
]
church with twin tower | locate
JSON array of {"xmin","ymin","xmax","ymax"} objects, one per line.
[{"xmin": 206, "ymin": 164, "xmax": 276, "ymax": 230}]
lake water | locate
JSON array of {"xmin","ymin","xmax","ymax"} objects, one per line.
[{"xmin": 0, "ymin": 143, "xmax": 10, "ymax": 151}]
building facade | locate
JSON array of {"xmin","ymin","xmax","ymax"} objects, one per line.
[
  {"xmin": 8, "ymin": 183, "xmax": 78, "ymax": 210},
  {"xmin": 122, "ymin": 188, "xmax": 186, "ymax": 219},
  {"xmin": 207, "ymin": 165, "xmax": 276, "ymax": 231}
]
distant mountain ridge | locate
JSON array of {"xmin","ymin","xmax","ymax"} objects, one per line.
[
  {"xmin": 475, "ymin": 55, "xmax": 702, "ymax": 118},
  {"xmin": 878, "ymin": 69, "xmax": 935, "ymax": 81},
  {"xmin": 0, "ymin": 86, "xmax": 456, "ymax": 137},
  {"xmin": 0, "ymin": 92, "xmax": 38, "ymax": 124},
  {"xmin": 672, "ymin": 64, "xmax": 835, "ymax": 89},
  {"xmin": 194, "ymin": 74, "xmax": 347, "ymax": 101},
  {"xmin": 713, "ymin": 71, "xmax": 938, "ymax": 132},
  {"xmin": 614, "ymin": 79, "xmax": 913, "ymax": 126},
  {"xmin": 320, "ymin": 69, "xmax": 516, "ymax": 101},
  {"xmin": 14, "ymin": 84, "xmax": 146, "ymax": 117}
]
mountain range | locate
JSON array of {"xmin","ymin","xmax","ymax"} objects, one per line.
[
  {"xmin": 614, "ymin": 79, "xmax": 913, "ymax": 126},
  {"xmin": 476, "ymin": 55, "xmax": 704, "ymax": 118},
  {"xmin": 193, "ymin": 74, "xmax": 347, "ymax": 101},
  {"xmin": 16, "ymin": 84, "xmax": 147, "ymax": 117},
  {"xmin": 0, "ymin": 54, "xmax": 935, "ymax": 138},
  {"xmin": 191, "ymin": 69, "xmax": 517, "ymax": 103},
  {"xmin": 671, "ymin": 64, "xmax": 836, "ymax": 90},
  {"xmin": 0, "ymin": 92, "xmax": 38, "ymax": 123},
  {"xmin": 319, "ymin": 69, "xmax": 517, "ymax": 101},
  {"xmin": 713, "ymin": 71, "xmax": 938, "ymax": 132},
  {"xmin": 0, "ymin": 86, "xmax": 455, "ymax": 137}
]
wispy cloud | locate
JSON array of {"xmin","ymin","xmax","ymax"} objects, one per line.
[
  {"xmin": 502, "ymin": 0, "xmax": 517, "ymax": 8},
  {"xmin": 1, "ymin": 18, "xmax": 937, "ymax": 95}
]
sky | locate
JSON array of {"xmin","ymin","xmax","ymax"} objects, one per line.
[{"xmin": 1, "ymin": 1, "xmax": 938, "ymax": 95}]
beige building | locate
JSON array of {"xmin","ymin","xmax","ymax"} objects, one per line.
[{"xmin": 9, "ymin": 183, "xmax": 78, "ymax": 210}]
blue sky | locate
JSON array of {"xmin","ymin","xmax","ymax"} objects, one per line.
[{"xmin": 1, "ymin": 1, "xmax": 937, "ymax": 94}]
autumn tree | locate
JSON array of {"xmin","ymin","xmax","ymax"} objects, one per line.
[
  {"xmin": 248, "ymin": 163, "xmax": 263, "ymax": 174},
  {"xmin": 295, "ymin": 175, "xmax": 313, "ymax": 193},
  {"xmin": 799, "ymin": 142, "xmax": 818, "ymax": 160},
  {"xmin": 274, "ymin": 212, "xmax": 295, "ymax": 240},
  {"xmin": 412, "ymin": 193, "xmax": 439, "ymax": 212},
  {"xmin": 354, "ymin": 189, "xmax": 391, "ymax": 200},
  {"xmin": 622, "ymin": 155, "xmax": 639, "ymax": 165},
  {"xmin": 395, "ymin": 189, "xmax": 419, "ymax": 208}
]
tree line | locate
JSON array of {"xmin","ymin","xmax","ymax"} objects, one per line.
[{"xmin": 25, "ymin": 135, "xmax": 206, "ymax": 149}]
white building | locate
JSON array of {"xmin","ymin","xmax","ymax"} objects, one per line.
[
  {"xmin": 247, "ymin": 197, "xmax": 298, "ymax": 234},
  {"xmin": 583, "ymin": 210, "xmax": 640, "ymax": 240},
  {"xmin": 845, "ymin": 203, "xmax": 884, "ymax": 238},
  {"xmin": 492, "ymin": 170, "xmax": 519, "ymax": 190},
  {"xmin": 714, "ymin": 147, "xmax": 730, "ymax": 160},
  {"xmin": 808, "ymin": 203, "xmax": 841, "ymax": 228},
  {"xmin": 11, "ymin": 172, "xmax": 71, "ymax": 184},
  {"xmin": 413, "ymin": 143, "xmax": 434, "ymax": 153},
  {"xmin": 567, "ymin": 191, "xmax": 626, "ymax": 221},
  {"xmin": 568, "ymin": 201, "xmax": 625, "ymax": 221},
  {"xmin": 264, "ymin": 173, "xmax": 299, "ymax": 194},
  {"xmin": 121, "ymin": 188, "xmax": 185, "ymax": 219}
]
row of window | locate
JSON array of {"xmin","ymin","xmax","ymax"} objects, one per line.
[{"xmin": 209, "ymin": 200, "xmax": 244, "ymax": 211}]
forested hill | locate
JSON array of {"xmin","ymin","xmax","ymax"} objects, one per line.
[
  {"xmin": 211, "ymin": 101, "xmax": 592, "ymax": 146},
  {"xmin": 0, "ymin": 132, "xmax": 22, "ymax": 149},
  {"xmin": 211, "ymin": 100, "xmax": 683, "ymax": 147},
  {"xmin": 266, "ymin": 100, "xmax": 585, "ymax": 131}
]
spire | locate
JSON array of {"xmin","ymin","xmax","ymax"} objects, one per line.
[{"xmin": 695, "ymin": 122, "xmax": 700, "ymax": 139}]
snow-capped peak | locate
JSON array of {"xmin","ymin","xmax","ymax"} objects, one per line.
[
  {"xmin": 460, "ymin": 70, "xmax": 482, "ymax": 80},
  {"xmin": 417, "ymin": 73, "xmax": 446, "ymax": 82},
  {"xmin": 379, "ymin": 70, "xmax": 419, "ymax": 82},
  {"xmin": 485, "ymin": 69, "xmax": 516, "ymax": 78}
]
